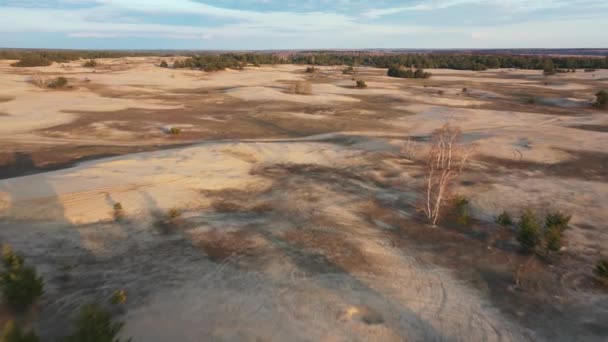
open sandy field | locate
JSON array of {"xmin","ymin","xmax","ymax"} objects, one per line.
[{"xmin": 0, "ymin": 57, "xmax": 607, "ymax": 341}]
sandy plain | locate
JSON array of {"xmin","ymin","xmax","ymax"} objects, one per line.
[{"xmin": 0, "ymin": 57, "xmax": 607, "ymax": 341}]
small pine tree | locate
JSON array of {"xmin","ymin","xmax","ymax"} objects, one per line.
[
  {"xmin": 64, "ymin": 304, "xmax": 130, "ymax": 342},
  {"xmin": 454, "ymin": 196, "xmax": 471, "ymax": 226},
  {"xmin": 516, "ymin": 209, "xmax": 541, "ymax": 252},
  {"xmin": 544, "ymin": 226, "xmax": 563, "ymax": 252},
  {"xmin": 0, "ymin": 245, "xmax": 44, "ymax": 310},
  {"xmin": 496, "ymin": 211, "xmax": 513, "ymax": 226}
]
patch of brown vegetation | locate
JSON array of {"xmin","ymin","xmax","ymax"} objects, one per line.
[
  {"xmin": 193, "ymin": 229, "xmax": 263, "ymax": 262},
  {"xmin": 282, "ymin": 229, "xmax": 374, "ymax": 274}
]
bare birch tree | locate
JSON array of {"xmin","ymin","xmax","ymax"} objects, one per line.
[{"xmin": 422, "ymin": 124, "xmax": 471, "ymax": 226}]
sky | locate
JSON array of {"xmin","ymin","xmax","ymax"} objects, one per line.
[{"xmin": 0, "ymin": 0, "xmax": 607, "ymax": 50}]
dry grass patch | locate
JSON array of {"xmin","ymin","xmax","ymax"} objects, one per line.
[{"xmin": 289, "ymin": 81, "xmax": 312, "ymax": 95}]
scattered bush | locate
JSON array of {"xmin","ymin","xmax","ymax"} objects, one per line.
[
  {"xmin": 47, "ymin": 77, "xmax": 68, "ymax": 89},
  {"xmin": 28, "ymin": 74, "xmax": 49, "ymax": 88},
  {"xmin": 545, "ymin": 211, "xmax": 571, "ymax": 231},
  {"xmin": 593, "ymin": 90, "xmax": 607, "ymax": 109},
  {"xmin": 342, "ymin": 66, "xmax": 354, "ymax": 74},
  {"xmin": 516, "ymin": 209, "xmax": 542, "ymax": 252},
  {"xmin": 0, "ymin": 245, "xmax": 44, "ymax": 310},
  {"xmin": 543, "ymin": 211, "xmax": 571, "ymax": 252},
  {"xmin": 109, "ymin": 290, "xmax": 127, "ymax": 305},
  {"xmin": 82, "ymin": 60, "xmax": 98, "ymax": 68},
  {"xmin": 596, "ymin": 260, "xmax": 608, "ymax": 278},
  {"xmin": 64, "ymin": 304, "xmax": 130, "ymax": 342},
  {"xmin": 112, "ymin": 203, "xmax": 124, "ymax": 221},
  {"xmin": 1, "ymin": 320, "xmax": 39, "ymax": 342},
  {"xmin": 305, "ymin": 66, "xmax": 316, "ymax": 73},
  {"xmin": 168, "ymin": 127, "xmax": 182, "ymax": 135},
  {"xmin": 387, "ymin": 66, "xmax": 432, "ymax": 79},
  {"xmin": 584, "ymin": 68, "xmax": 597, "ymax": 72},
  {"xmin": 355, "ymin": 80, "xmax": 367, "ymax": 89},
  {"xmin": 159, "ymin": 60, "xmax": 168, "ymax": 68},
  {"xmin": 11, "ymin": 55, "xmax": 52, "ymax": 68},
  {"xmin": 544, "ymin": 226, "xmax": 563, "ymax": 252},
  {"xmin": 496, "ymin": 211, "xmax": 513, "ymax": 226},
  {"xmin": 453, "ymin": 195, "xmax": 471, "ymax": 226},
  {"xmin": 289, "ymin": 81, "xmax": 312, "ymax": 95},
  {"xmin": 516, "ymin": 209, "xmax": 571, "ymax": 253},
  {"xmin": 167, "ymin": 208, "xmax": 181, "ymax": 220}
]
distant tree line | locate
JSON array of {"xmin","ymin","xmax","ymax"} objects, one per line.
[
  {"xmin": 1, "ymin": 50, "xmax": 166, "ymax": 65},
  {"xmin": 4, "ymin": 49, "xmax": 607, "ymax": 71},
  {"xmin": 170, "ymin": 53, "xmax": 285, "ymax": 71},
  {"xmin": 290, "ymin": 53, "xmax": 608, "ymax": 71}
]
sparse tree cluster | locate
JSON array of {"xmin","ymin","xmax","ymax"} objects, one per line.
[
  {"xmin": 387, "ymin": 66, "xmax": 432, "ymax": 79},
  {"xmin": 513, "ymin": 210, "xmax": 571, "ymax": 253},
  {"xmin": 171, "ymin": 53, "xmax": 285, "ymax": 72}
]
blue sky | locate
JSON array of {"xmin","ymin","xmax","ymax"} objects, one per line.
[{"xmin": 1, "ymin": 0, "xmax": 607, "ymax": 50}]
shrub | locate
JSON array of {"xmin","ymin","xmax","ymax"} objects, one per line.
[
  {"xmin": 355, "ymin": 80, "xmax": 367, "ymax": 89},
  {"xmin": 109, "ymin": 290, "xmax": 127, "ymax": 305},
  {"xmin": 289, "ymin": 81, "xmax": 312, "ymax": 95},
  {"xmin": 462, "ymin": 87, "xmax": 467, "ymax": 93},
  {"xmin": 437, "ymin": 90, "xmax": 444, "ymax": 95},
  {"xmin": 516, "ymin": 209, "xmax": 541, "ymax": 252},
  {"xmin": 596, "ymin": 260, "xmax": 608, "ymax": 278},
  {"xmin": 453, "ymin": 195, "xmax": 471, "ymax": 226},
  {"xmin": 542, "ymin": 211, "xmax": 571, "ymax": 252},
  {"xmin": 47, "ymin": 77, "xmax": 68, "ymax": 89},
  {"xmin": 11, "ymin": 55, "xmax": 52, "ymax": 68},
  {"xmin": 526, "ymin": 97, "xmax": 536, "ymax": 105},
  {"xmin": 305, "ymin": 66, "xmax": 316, "ymax": 73},
  {"xmin": 64, "ymin": 304, "xmax": 130, "ymax": 342},
  {"xmin": 168, "ymin": 208, "xmax": 181, "ymax": 219},
  {"xmin": 28, "ymin": 74, "xmax": 49, "ymax": 88},
  {"xmin": 168, "ymin": 127, "xmax": 182, "ymax": 135},
  {"xmin": 113, "ymin": 203, "xmax": 124, "ymax": 220},
  {"xmin": 342, "ymin": 66, "xmax": 354, "ymax": 74},
  {"xmin": 593, "ymin": 90, "xmax": 607, "ymax": 109},
  {"xmin": 544, "ymin": 226, "xmax": 563, "ymax": 252},
  {"xmin": 545, "ymin": 211, "xmax": 571, "ymax": 231},
  {"xmin": 496, "ymin": 211, "xmax": 513, "ymax": 226},
  {"xmin": 82, "ymin": 60, "xmax": 98, "ymax": 68},
  {"xmin": 584, "ymin": 68, "xmax": 597, "ymax": 72},
  {"xmin": 0, "ymin": 245, "xmax": 44, "ymax": 310},
  {"xmin": 1, "ymin": 320, "xmax": 39, "ymax": 342},
  {"xmin": 159, "ymin": 60, "xmax": 168, "ymax": 68}
]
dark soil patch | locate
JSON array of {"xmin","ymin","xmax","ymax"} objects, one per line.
[
  {"xmin": 479, "ymin": 149, "xmax": 608, "ymax": 182},
  {"xmin": 569, "ymin": 124, "xmax": 608, "ymax": 133},
  {"xmin": 0, "ymin": 144, "xmax": 191, "ymax": 179}
]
